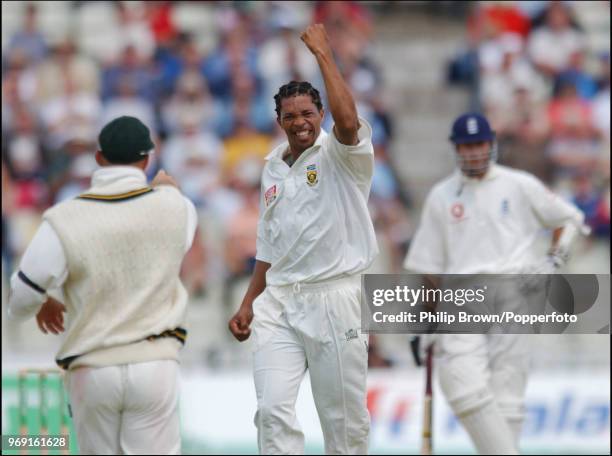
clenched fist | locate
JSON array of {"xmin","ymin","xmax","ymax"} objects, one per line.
[
  {"xmin": 228, "ymin": 305, "xmax": 254, "ymax": 342},
  {"xmin": 300, "ymin": 24, "xmax": 333, "ymax": 58}
]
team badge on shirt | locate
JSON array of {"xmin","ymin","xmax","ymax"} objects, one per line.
[
  {"xmin": 264, "ymin": 184, "xmax": 277, "ymax": 207},
  {"xmin": 306, "ymin": 164, "xmax": 318, "ymax": 186}
]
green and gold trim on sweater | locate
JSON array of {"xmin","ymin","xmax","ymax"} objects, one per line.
[{"xmin": 77, "ymin": 187, "xmax": 154, "ymax": 202}]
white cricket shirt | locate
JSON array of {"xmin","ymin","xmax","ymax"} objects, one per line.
[
  {"xmin": 404, "ymin": 164, "xmax": 585, "ymax": 274},
  {"xmin": 257, "ymin": 117, "xmax": 379, "ymax": 286}
]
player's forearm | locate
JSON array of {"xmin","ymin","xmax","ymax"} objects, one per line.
[
  {"xmin": 315, "ymin": 51, "xmax": 359, "ymax": 141},
  {"xmin": 301, "ymin": 24, "xmax": 358, "ymax": 142},
  {"xmin": 548, "ymin": 221, "xmax": 589, "ymax": 265},
  {"xmin": 241, "ymin": 260, "xmax": 271, "ymax": 308},
  {"xmin": 551, "ymin": 227, "xmax": 563, "ymax": 250}
]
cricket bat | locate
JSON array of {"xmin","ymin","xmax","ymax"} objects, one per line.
[{"xmin": 421, "ymin": 345, "xmax": 433, "ymax": 455}]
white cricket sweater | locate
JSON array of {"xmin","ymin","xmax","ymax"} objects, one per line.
[{"xmin": 43, "ymin": 178, "xmax": 189, "ymax": 370}]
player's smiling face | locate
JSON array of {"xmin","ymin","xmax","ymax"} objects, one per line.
[
  {"xmin": 456, "ymin": 141, "xmax": 491, "ymax": 178},
  {"xmin": 278, "ymin": 95, "xmax": 324, "ymax": 155}
]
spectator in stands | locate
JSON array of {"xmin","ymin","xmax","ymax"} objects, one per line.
[
  {"xmin": 334, "ymin": 26, "xmax": 381, "ymax": 105},
  {"xmin": 100, "ymin": 75, "xmax": 156, "ymax": 134},
  {"xmin": 220, "ymin": 89, "xmax": 273, "ymax": 179},
  {"xmin": 7, "ymin": 3, "xmax": 47, "ymax": 64},
  {"xmin": 160, "ymin": 71, "xmax": 219, "ymax": 136},
  {"xmin": 47, "ymin": 134, "xmax": 99, "ymax": 206},
  {"xmin": 468, "ymin": 2, "xmax": 531, "ymax": 39},
  {"xmin": 258, "ymin": 5, "xmax": 320, "ymax": 109},
  {"xmin": 101, "ymin": 44, "xmax": 156, "ymax": 103},
  {"xmin": 571, "ymin": 172, "xmax": 610, "ymax": 239},
  {"xmin": 145, "ymin": 1, "xmax": 177, "ymax": 48},
  {"xmin": 368, "ymin": 144, "xmax": 412, "ymax": 273},
  {"xmin": 527, "ymin": 1, "xmax": 585, "ymax": 78},
  {"xmin": 223, "ymin": 166, "xmax": 260, "ymax": 278},
  {"xmin": 161, "ymin": 111, "xmax": 224, "ymax": 208},
  {"xmin": 3, "ymin": 49, "xmax": 40, "ymax": 108},
  {"xmin": 313, "ymin": 1, "xmax": 373, "ymax": 42},
  {"xmin": 220, "ymin": 158, "xmax": 261, "ymax": 316},
  {"xmin": 592, "ymin": 52, "xmax": 610, "ymax": 151},
  {"xmin": 555, "ymin": 50, "xmax": 599, "ymax": 100},
  {"xmin": 546, "ymin": 78, "xmax": 600, "ymax": 178},
  {"xmin": 452, "ymin": 3, "xmax": 531, "ymax": 111},
  {"xmin": 3, "ymin": 107, "xmax": 48, "ymax": 212},
  {"xmin": 53, "ymin": 153, "xmax": 98, "ymax": 203},
  {"xmin": 36, "ymin": 37, "xmax": 99, "ymax": 104},
  {"xmin": 156, "ymin": 34, "xmax": 204, "ymax": 99},
  {"xmin": 39, "ymin": 73, "xmax": 101, "ymax": 152},
  {"xmin": 493, "ymin": 84, "xmax": 551, "ymax": 182},
  {"xmin": 202, "ymin": 11, "xmax": 261, "ymax": 101},
  {"xmin": 216, "ymin": 69, "xmax": 273, "ymax": 138},
  {"xmin": 480, "ymin": 32, "xmax": 547, "ymax": 120},
  {"xmin": 113, "ymin": 1, "xmax": 156, "ymax": 62}
]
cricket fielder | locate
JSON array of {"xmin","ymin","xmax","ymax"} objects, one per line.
[
  {"xmin": 404, "ymin": 113, "xmax": 588, "ymax": 454},
  {"xmin": 228, "ymin": 24, "xmax": 378, "ymax": 454},
  {"xmin": 8, "ymin": 116, "xmax": 198, "ymax": 454}
]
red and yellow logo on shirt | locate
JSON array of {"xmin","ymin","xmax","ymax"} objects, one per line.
[{"xmin": 264, "ymin": 185, "xmax": 277, "ymax": 207}]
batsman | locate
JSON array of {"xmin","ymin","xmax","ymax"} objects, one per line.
[
  {"xmin": 229, "ymin": 24, "xmax": 378, "ymax": 454},
  {"xmin": 404, "ymin": 113, "xmax": 588, "ymax": 454}
]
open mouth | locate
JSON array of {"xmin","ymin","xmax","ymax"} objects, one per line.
[{"xmin": 295, "ymin": 130, "xmax": 312, "ymax": 141}]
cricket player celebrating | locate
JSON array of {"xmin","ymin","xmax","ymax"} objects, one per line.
[
  {"xmin": 8, "ymin": 116, "xmax": 198, "ymax": 454},
  {"xmin": 404, "ymin": 112, "xmax": 588, "ymax": 454},
  {"xmin": 228, "ymin": 24, "xmax": 378, "ymax": 455}
]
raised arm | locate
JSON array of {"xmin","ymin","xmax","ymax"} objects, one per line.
[{"xmin": 301, "ymin": 24, "xmax": 359, "ymax": 146}]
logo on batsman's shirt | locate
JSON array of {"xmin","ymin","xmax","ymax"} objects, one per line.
[
  {"xmin": 264, "ymin": 185, "xmax": 277, "ymax": 207},
  {"xmin": 501, "ymin": 198, "xmax": 509, "ymax": 215},
  {"xmin": 450, "ymin": 202, "xmax": 464, "ymax": 219},
  {"xmin": 306, "ymin": 164, "xmax": 318, "ymax": 186}
]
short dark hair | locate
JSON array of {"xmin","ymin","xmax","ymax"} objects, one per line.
[{"xmin": 274, "ymin": 81, "xmax": 323, "ymax": 119}]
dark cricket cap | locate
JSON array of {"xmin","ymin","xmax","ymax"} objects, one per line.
[
  {"xmin": 449, "ymin": 112, "xmax": 495, "ymax": 145},
  {"xmin": 98, "ymin": 116, "xmax": 155, "ymax": 164}
]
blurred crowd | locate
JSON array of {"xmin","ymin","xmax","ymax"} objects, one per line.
[
  {"xmin": 1, "ymin": 1, "xmax": 410, "ymax": 304},
  {"xmin": 449, "ymin": 0, "xmax": 610, "ymax": 239},
  {"xmin": 2, "ymin": 2, "xmax": 609, "ymax": 369}
]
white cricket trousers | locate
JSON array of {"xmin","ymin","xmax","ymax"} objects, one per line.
[
  {"xmin": 251, "ymin": 275, "xmax": 370, "ymax": 455},
  {"xmin": 436, "ymin": 334, "xmax": 530, "ymax": 454},
  {"xmin": 64, "ymin": 360, "xmax": 180, "ymax": 455}
]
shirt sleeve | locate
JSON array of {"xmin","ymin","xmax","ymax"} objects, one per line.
[
  {"xmin": 8, "ymin": 221, "xmax": 68, "ymax": 321},
  {"xmin": 403, "ymin": 190, "xmax": 447, "ymax": 274},
  {"xmin": 183, "ymin": 196, "xmax": 199, "ymax": 253},
  {"xmin": 521, "ymin": 173, "xmax": 586, "ymax": 229},
  {"xmin": 255, "ymin": 181, "xmax": 274, "ymax": 264},
  {"xmin": 326, "ymin": 116, "xmax": 375, "ymax": 187}
]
